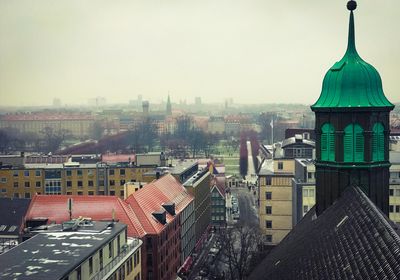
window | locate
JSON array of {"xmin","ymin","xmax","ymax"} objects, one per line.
[
  {"xmin": 77, "ymin": 181, "xmax": 83, "ymax": 187},
  {"xmin": 24, "ymin": 182, "xmax": 30, "ymax": 188},
  {"xmin": 77, "ymin": 169, "xmax": 83, "ymax": 176},
  {"xmin": 265, "ymin": 235, "xmax": 272, "ymax": 242},
  {"xmin": 13, "ymin": 182, "xmax": 18, "ymax": 188},
  {"xmin": 109, "ymin": 169, "xmax": 115, "ymax": 176},
  {"xmin": 67, "ymin": 181, "xmax": 72, "ymax": 188},
  {"xmin": 308, "ymin": 172, "xmax": 312, "ymax": 179},
  {"xmin": 120, "ymin": 180, "xmax": 126, "ymax": 186},
  {"xmin": 0, "ymin": 177, "xmax": 6, "ymax": 183},
  {"xmin": 35, "ymin": 181, "xmax": 41, "ymax": 188},
  {"xmin": 344, "ymin": 124, "xmax": 364, "ymax": 162},
  {"xmin": 390, "ymin": 189, "xmax": 394, "ymax": 196},
  {"xmin": 66, "ymin": 170, "xmax": 72, "ymax": 176},
  {"xmin": 1, "ymin": 188, "xmax": 6, "ymax": 193},
  {"xmin": 77, "ymin": 191, "xmax": 83, "ymax": 196},
  {"xmin": 278, "ymin": 162, "xmax": 283, "ymax": 170},
  {"xmin": 35, "ymin": 170, "xmax": 41, "ymax": 177},
  {"xmin": 13, "ymin": 171, "xmax": 19, "ymax": 177},
  {"xmin": 110, "ymin": 190, "xmax": 115, "ymax": 195},
  {"xmin": 390, "ymin": 205, "xmax": 394, "ymax": 213},
  {"xmin": 109, "ymin": 241, "xmax": 113, "ymax": 258},
  {"xmin": 76, "ymin": 266, "xmax": 82, "ymax": 280},
  {"xmin": 120, "ymin": 169, "xmax": 125, "ymax": 175},
  {"xmin": 89, "ymin": 257, "xmax": 93, "ymax": 274},
  {"xmin": 120, "ymin": 190, "xmax": 124, "ymax": 197},
  {"xmin": 396, "ymin": 206, "xmax": 400, "ymax": 213},
  {"xmin": 100, "ymin": 249, "xmax": 103, "ymax": 269},
  {"xmin": 303, "ymin": 205, "xmax": 309, "ymax": 214},
  {"xmin": 24, "ymin": 170, "xmax": 30, "ymax": 177},
  {"xmin": 266, "ymin": 177, "xmax": 272, "ymax": 185},
  {"xmin": 110, "ymin": 180, "xmax": 115, "ymax": 186},
  {"xmin": 265, "ymin": 220, "xmax": 272, "ymax": 228},
  {"xmin": 372, "ymin": 123, "xmax": 384, "ymax": 161},
  {"xmin": 266, "ymin": 206, "xmax": 272, "ymax": 214},
  {"xmin": 88, "ymin": 180, "xmax": 93, "ymax": 187},
  {"xmin": 88, "ymin": 191, "xmax": 94, "ymax": 195},
  {"xmin": 395, "ymin": 189, "xmax": 400, "ymax": 196},
  {"xmin": 14, "ymin": 193, "xmax": 19, "ymax": 198},
  {"xmin": 321, "ymin": 123, "xmax": 335, "ymax": 161},
  {"xmin": 265, "ymin": 192, "xmax": 272, "ymax": 200}
]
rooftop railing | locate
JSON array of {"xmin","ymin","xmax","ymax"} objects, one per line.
[{"xmin": 92, "ymin": 239, "xmax": 140, "ymax": 280}]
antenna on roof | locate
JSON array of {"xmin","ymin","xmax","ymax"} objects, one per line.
[{"xmin": 67, "ymin": 198, "xmax": 73, "ymax": 221}]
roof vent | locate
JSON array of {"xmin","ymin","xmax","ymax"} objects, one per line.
[
  {"xmin": 152, "ymin": 210, "xmax": 167, "ymax": 224},
  {"xmin": 162, "ymin": 202, "xmax": 176, "ymax": 216}
]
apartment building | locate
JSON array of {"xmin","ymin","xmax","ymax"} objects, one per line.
[
  {"xmin": 183, "ymin": 169, "xmax": 211, "ymax": 251},
  {"xmin": 292, "ymin": 159, "xmax": 316, "ymax": 226},
  {"xmin": 210, "ymin": 177, "xmax": 226, "ymax": 228},
  {"xmin": 0, "ymin": 220, "xmax": 142, "ymax": 280},
  {"xmin": 0, "ymin": 112, "xmax": 95, "ymax": 138},
  {"xmin": 258, "ymin": 135, "xmax": 315, "ymax": 245},
  {"xmin": 126, "ymin": 174, "xmax": 194, "ymax": 280},
  {"xmin": 0, "ymin": 160, "xmax": 154, "ymax": 199},
  {"xmin": 258, "ymin": 159, "xmax": 294, "ymax": 245}
]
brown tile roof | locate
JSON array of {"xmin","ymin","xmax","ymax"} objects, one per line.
[{"xmin": 125, "ymin": 174, "xmax": 193, "ymax": 235}]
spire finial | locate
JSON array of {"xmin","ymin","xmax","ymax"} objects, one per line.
[
  {"xmin": 347, "ymin": 1, "xmax": 357, "ymax": 11},
  {"xmin": 346, "ymin": 1, "xmax": 357, "ymax": 53}
]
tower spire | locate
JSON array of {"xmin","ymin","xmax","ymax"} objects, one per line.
[{"xmin": 346, "ymin": 1, "xmax": 357, "ymax": 54}]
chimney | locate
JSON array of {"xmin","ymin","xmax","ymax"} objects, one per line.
[
  {"xmin": 162, "ymin": 202, "xmax": 175, "ymax": 216},
  {"xmin": 152, "ymin": 210, "xmax": 167, "ymax": 224}
]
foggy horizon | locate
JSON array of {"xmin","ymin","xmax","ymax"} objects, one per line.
[{"xmin": 1, "ymin": 0, "xmax": 399, "ymax": 107}]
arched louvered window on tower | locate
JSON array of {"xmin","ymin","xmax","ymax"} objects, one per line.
[
  {"xmin": 344, "ymin": 124, "xmax": 364, "ymax": 163},
  {"xmin": 320, "ymin": 123, "xmax": 335, "ymax": 161},
  {"xmin": 372, "ymin": 122, "xmax": 385, "ymax": 161}
]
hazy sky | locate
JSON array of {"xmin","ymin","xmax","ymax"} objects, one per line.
[{"xmin": 0, "ymin": 0, "xmax": 399, "ymax": 107}]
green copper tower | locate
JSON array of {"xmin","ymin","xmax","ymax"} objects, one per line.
[{"xmin": 311, "ymin": 1, "xmax": 394, "ymax": 215}]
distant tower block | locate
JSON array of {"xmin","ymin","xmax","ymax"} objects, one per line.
[
  {"xmin": 142, "ymin": 101, "xmax": 149, "ymax": 116},
  {"xmin": 166, "ymin": 95, "xmax": 172, "ymax": 115},
  {"xmin": 195, "ymin": 97, "xmax": 202, "ymax": 106}
]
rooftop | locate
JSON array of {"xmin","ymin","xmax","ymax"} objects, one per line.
[
  {"xmin": 0, "ymin": 221, "xmax": 133, "ymax": 280},
  {"xmin": 249, "ymin": 186, "xmax": 400, "ymax": 280},
  {"xmin": 0, "ymin": 198, "xmax": 31, "ymax": 237}
]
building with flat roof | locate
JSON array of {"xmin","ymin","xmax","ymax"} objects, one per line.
[{"xmin": 0, "ymin": 220, "xmax": 142, "ymax": 280}]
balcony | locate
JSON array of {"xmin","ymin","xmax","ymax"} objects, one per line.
[{"xmin": 92, "ymin": 238, "xmax": 141, "ymax": 280}]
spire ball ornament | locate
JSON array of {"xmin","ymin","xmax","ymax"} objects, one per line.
[{"xmin": 347, "ymin": 0, "xmax": 357, "ymax": 11}]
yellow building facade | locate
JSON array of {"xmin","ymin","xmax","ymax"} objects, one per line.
[
  {"xmin": 258, "ymin": 159, "xmax": 295, "ymax": 245},
  {"xmin": 0, "ymin": 164, "xmax": 154, "ymax": 199}
]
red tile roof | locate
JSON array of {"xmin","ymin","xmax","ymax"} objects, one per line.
[
  {"xmin": 25, "ymin": 195, "xmax": 145, "ymax": 237},
  {"xmin": 1, "ymin": 113, "xmax": 94, "ymax": 121},
  {"xmin": 101, "ymin": 153, "xmax": 136, "ymax": 163},
  {"xmin": 25, "ymin": 174, "xmax": 193, "ymax": 238},
  {"xmin": 125, "ymin": 174, "xmax": 193, "ymax": 235}
]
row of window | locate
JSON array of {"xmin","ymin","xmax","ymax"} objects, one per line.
[
  {"xmin": 321, "ymin": 122, "xmax": 385, "ymax": 162},
  {"xmin": 8, "ymin": 190, "xmax": 125, "ymax": 198}
]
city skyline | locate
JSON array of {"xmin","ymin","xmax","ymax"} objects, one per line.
[{"xmin": 1, "ymin": 0, "xmax": 399, "ymax": 106}]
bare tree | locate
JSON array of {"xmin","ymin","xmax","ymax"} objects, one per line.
[{"xmin": 220, "ymin": 224, "xmax": 264, "ymax": 280}]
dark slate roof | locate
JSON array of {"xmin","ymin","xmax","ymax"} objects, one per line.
[
  {"xmin": 0, "ymin": 222, "xmax": 128, "ymax": 280},
  {"xmin": 0, "ymin": 198, "xmax": 31, "ymax": 236},
  {"xmin": 249, "ymin": 187, "xmax": 400, "ymax": 280}
]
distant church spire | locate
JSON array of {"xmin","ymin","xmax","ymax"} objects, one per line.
[{"xmin": 166, "ymin": 94, "xmax": 172, "ymax": 115}]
